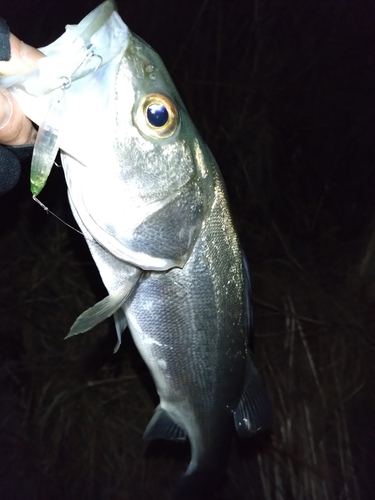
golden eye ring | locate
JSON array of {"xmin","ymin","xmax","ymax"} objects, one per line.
[{"xmin": 134, "ymin": 92, "xmax": 180, "ymax": 140}]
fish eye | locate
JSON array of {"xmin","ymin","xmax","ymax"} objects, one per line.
[
  {"xmin": 147, "ymin": 103, "xmax": 168, "ymax": 127},
  {"xmin": 134, "ymin": 93, "xmax": 180, "ymax": 140}
]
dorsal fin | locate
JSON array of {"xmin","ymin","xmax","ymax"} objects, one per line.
[{"xmin": 233, "ymin": 358, "xmax": 272, "ymax": 438}]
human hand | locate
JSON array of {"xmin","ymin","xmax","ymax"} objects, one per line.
[
  {"xmin": 0, "ymin": 20, "xmax": 44, "ymax": 195},
  {"xmin": 0, "ymin": 32, "xmax": 44, "ymax": 145}
]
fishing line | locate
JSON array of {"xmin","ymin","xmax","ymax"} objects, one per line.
[{"xmin": 32, "ymin": 195, "xmax": 85, "ymax": 236}]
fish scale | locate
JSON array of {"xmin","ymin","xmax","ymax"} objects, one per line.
[{"xmin": 126, "ymin": 163, "xmax": 247, "ymax": 471}]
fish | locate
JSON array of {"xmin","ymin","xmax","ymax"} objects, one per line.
[{"xmin": 1, "ymin": 1, "xmax": 272, "ymax": 495}]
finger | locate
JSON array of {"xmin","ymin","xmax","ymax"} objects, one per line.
[
  {"xmin": 0, "ymin": 34, "xmax": 44, "ymax": 76},
  {"xmin": 0, "ymin": 87, "xmax": 36, "ymax": 145},
  {"xmin": 0, "ymin": 87, "xmax": 11, "ymax": 127}
]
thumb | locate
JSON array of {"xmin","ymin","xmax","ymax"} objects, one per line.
[{"xmin": 0, "ymin": 33, "xmax": 44, "ymax": 76}]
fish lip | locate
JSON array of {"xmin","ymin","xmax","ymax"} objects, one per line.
[{"xmin": 0, "ymin": 1, "xmax": 129, "ymax": 96}]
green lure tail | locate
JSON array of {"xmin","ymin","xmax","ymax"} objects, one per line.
[{"xmin": 30, "ymin": 87, "xmax": 66, "ymax": 196}]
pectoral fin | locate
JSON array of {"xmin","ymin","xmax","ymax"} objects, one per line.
[
  {"xmin": 113, "ymin": 307, "xmax": 128, "ymax": 353},
  {"xmin": 66, "ymin": 272, "xmax": 140, "ymax": 338},
  {"xmin": 233, "ymin": 358, "xmax": 272, "ymax": 437}
]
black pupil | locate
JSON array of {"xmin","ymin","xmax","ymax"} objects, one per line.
[{"xmin": 147, "ymin": 103, "xmax": 169, "ymax": 127}]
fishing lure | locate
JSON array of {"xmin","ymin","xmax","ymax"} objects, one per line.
[{"xmin": 2, "ymin": 0, "xmax": 119, "ymax": 196}]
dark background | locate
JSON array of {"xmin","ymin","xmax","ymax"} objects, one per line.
[{"xmin": 0, "ymin": 1, "xmax": 374, "ymax": 499}]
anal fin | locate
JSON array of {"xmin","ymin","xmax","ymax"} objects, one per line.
[{"xmin": 144, "ymin": 406, "xmax": 187, "ymax": 442}]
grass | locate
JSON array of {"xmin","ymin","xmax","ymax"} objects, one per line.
[{"xmin": 0, "ymin": 0, "xmax": 374, "ymax": 498}]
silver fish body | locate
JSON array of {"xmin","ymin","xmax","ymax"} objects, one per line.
[
  {"xmin": 1, "ymin": 1, "xmax": 272, "ymax": 488},
  {"xmin": 126, "ymin": 167, "xmax": 246, "ymax": 473}
]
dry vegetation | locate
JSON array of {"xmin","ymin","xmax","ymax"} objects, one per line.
[{"xmin": 0, "ymin": 0, "xmax": 374, "ymax": 499}]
